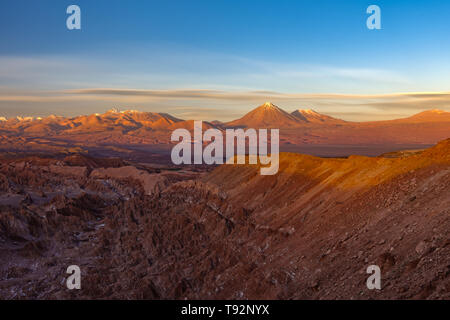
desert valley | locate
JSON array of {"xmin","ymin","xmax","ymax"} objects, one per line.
[{"xmin": 0, "ymin": 103, "xmax": 449, "ymax": 299}]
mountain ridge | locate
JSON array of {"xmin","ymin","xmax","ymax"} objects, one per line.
[
  {"xmin": 0, "ymin": 104, "xmax": 449, "ymax": 157},
  {"xmin": 291, "ymin": 108, "xmax": 346, "ymax": 124},
  {"xmin": 2, "ymin": 104, "xmax": 449, "ymax": 126}
]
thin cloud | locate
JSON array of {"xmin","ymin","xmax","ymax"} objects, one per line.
[
  {"xmin": 1, "ymin": 88, "xmax": 450, "ymax": 121},
  {"xmin": 65, "ymin": 88, "xmax": 450, "ymax": 110}
]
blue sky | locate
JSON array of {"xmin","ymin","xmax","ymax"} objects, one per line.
[{"xmin": 1, "ymin": 0, "xmax": 450, "ymax": 120}]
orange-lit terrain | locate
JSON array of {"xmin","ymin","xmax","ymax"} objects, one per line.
[
  {"xmin": 0, "ymin": 133, "xmax": 448, "ymax": 299},
  {"xmin": 3, "ymin": 0, "xmax": 450, "ymax": 305},
  {"xmin": 1, "ymin": 104, "xmax": 449, "ymax": 159}
]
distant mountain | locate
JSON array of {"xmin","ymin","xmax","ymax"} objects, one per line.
[
  {"xmin": 396, "ymin": 109, "xmax": 450, "ymax": 123},
  {"xmin": 0, "ymin": 105, "xmax": 449, "ymax": 158},
  {"xmin": 225, "ymin": 103, "xmax": 347, "ymax": 128},
  {"xmin": 291, "ymin": 109, "xmax": 346, "ymax": 124},
  {"xmin": 0, "ymin": 109, "xmax": 189, "ymax": 135},
  {"xmin": 0, "ymin": 109, "xmax": 220, "ymax": 152},
  {"xmin": 68, "ymin": 109, "xmax": 183, "ymax": 132},
  {"xmin": 226, "ymin": 102, "xmax": 302, "ymax": 128}
]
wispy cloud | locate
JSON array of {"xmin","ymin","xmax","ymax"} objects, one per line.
[
  {"xmin": 0, "ymin": 51, "xmax": 447, "ymax": 121},
  {"xmin": 0, "ymin": 52, "xmax": 412, "ymax": 93},
  {"xmin": 66, "ymin": 87, "xmax": 450, "ymax": 111},
  {"xmin": 1, "ymin": 88, "xmax": 449, "ymax": 121},
  {"xmin": 67, "ymin": 88, "xmax": 450, "ymax": 102}
]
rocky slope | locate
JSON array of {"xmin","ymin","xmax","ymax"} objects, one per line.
[{"xmin": 0, "ymin": 140, "xmax": 448, "ymax": 299}]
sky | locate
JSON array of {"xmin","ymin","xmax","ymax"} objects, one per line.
[{"xmin": 1, "ymin": 0, "xmax": 450, "ymax": 121}]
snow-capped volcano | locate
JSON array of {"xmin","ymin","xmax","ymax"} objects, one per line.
[
  {"xmin": 291, "ymin": 109, "xmax": 346, "ymax": 124},
  {"xmin": 226, "ymin": 102, "xmax": 302, "ymax": 128}
]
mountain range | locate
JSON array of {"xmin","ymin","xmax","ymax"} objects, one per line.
[
  {"xmin": 0, "ymin": 103, "xmax": 449, "ymax": 159},
  {"xmin": 227, "ymin": 102, "xmax": 346, "ymax": 128}
]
